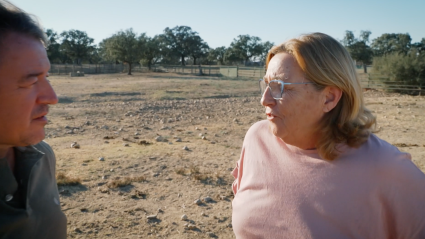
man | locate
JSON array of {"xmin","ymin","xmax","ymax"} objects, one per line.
[{"xmin": 0, "ymin": 1, "xmax": 67, "ymax": 238}]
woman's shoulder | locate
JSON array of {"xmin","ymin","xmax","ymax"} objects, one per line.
[
  {"xmin": 355, "ymin": 134, "xmax": 424, "ymax": 181},
  {"xmin": 245, "ymin": 120, "xmax": 270, "ymax": 137},
  {"xmin": 362, "ymin": 134, "xmax": 411, "ymax": 160}
]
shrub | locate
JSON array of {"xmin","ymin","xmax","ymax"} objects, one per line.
[{"xmin": 372, "ymin": 52, "xmax": 425, "ymax": 91}]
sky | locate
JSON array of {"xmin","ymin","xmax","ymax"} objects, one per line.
[{"xmin": 13, "ymin": 0, "xmax": 425, "ymax": 48}]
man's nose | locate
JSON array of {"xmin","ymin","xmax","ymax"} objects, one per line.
[{"xmin": 37, "ymin": 79, "xmax": 58, "ymax": 105}]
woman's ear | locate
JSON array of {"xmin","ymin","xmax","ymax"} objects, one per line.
[{"xmin": 323, "ymin": 86, "xmax": 342, "ymax": 112}]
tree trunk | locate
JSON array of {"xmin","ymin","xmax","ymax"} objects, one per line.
[
  {"xmin": 128, "ymin": 63, "xmax": 132, "ymax": 75},
  {"xmin": 363, "ymin": 64, "xmax": 367, "ymax": 73},
  {"xmin": 148, "ymin": 61, "xmax": 152, "ymax": 71},
  {"xmin": 193, "ymin": 57, "xmax": 197, "ymax": 65},
  {"xmin": 181, "ymin": 55, "xmax": 185, "ymax": 66}
]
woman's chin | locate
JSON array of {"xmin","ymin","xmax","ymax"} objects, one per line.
[{"xmin": 268, "ymin": 122, "xmax": 284, "ymax": 138}]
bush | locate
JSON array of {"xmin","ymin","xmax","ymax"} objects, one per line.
[{"xmin": 372, "ymin": 52, "xmax": 425, "ymax": 90}]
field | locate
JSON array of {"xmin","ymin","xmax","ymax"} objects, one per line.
[{"xmin": 46, "ymin": 72, "xmax": 425, "ymax": 238}]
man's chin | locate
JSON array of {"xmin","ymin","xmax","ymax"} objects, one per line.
[{"xmin": 20, "ymin": 131, "xmax": 46, "ymax": 146}]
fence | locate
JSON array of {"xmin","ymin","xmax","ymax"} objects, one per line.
[
  {"xmin": 50, "ymin": 64, "xmax": 127, "ymax": 75},
  {"xmin": 49, "ymin": 64, "xmax": 423, "ymax": 94},
  {"xmin": 360, "ymin": 73, "xmax": 424, "ymax": 94}
]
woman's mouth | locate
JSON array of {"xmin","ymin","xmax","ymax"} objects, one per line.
[{"xmin": 266, "ymin": 113, "xmax": 275, "ymax": 120}]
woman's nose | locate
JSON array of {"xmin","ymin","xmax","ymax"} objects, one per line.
[{"xmin": 261, "ymin": 87, "xmax": 276, "ymax": 107}]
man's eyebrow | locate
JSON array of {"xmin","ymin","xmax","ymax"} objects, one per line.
[{"xmin": 19, "ymin": 72, "xmax": 44, "ymax": 83}]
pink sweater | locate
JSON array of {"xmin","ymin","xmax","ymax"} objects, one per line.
[{"xmin": 232, "ymin": 120, "xmax": 425, "ymax": 239}]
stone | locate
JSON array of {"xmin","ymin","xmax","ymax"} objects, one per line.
[
  {"xmin": 207, "ymin": 232, "xmax": 216, "ymax": 237},
  {"xmin": 187, "ymin": 224, "xmax": 196, "ymax": 230},
  {"xmin": 202, "ymin": 136, "xmax": 206, "ymax": 140},
  {"xmin": 155, "ymin": 136, "xmax": 164, "ymax": 142},
  {"xmin": 183, "ymin": 146, "xmax": 189, "ymax": 150},
  {"xmin": 99, "ymin": 157, "xmax": 104, "ymax": 161},
  {"xmin": 175, "ymin": 138, "xmax": 182, "ymax": 142},
  {"xmin": 146, "ymin": 215, "xmax": 157, "ymax": 220},
  {"xmin": 71, "ymin": 142, "xmax": 80, "ymax": 149},
  {"xmin": 194, "ymin": 199, "xmax": 202, "ymax": 205},
  {"xmin": 123, "ymin": 143, "xmax": 130, "ymax": 147},
  {"xmin": 203, "ymin": 196, "xmax": 212, "ymax": 203},
  {"xmin": 181, "ymin": 214, "xmax": 188, "ymax": 221}
]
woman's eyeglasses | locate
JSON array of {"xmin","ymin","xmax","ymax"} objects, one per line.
[{"xmin": 259, "ymin": 77, "xmax": 315, "ymax": 99}]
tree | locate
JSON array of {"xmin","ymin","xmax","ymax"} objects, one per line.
[
  {"xmin": 60, "ymin": 30, "xmax": 95, "ymax": 64},
  {"xmin": 259, "ymin": 41, "xmax": 274, "ymax": 63},
  {"xmin": 162, "ymin": 26, "xmax": 205, "ymax": 66},
  {"xmin": 207, "ymin": 46, "xmax": 227, "ymax": 65},
  {"xmin": 342, "ymin": 30, "xmax": 373, "ymax": 73},
  {"xmin": 411, "ymin": 38, "xmax": 425, "ymax": 54},
  {"xmin": 227, "ymin": 35, "xmax": 263, "ymax": 65},
  {"xmin": 188, "ymin": 35, "xmax": 209, "ymax": 65},
  {"xmin": 139, "ymin": 35, "xmax": 165, "ymax": 70},
  {"xmin": 102, "ymin": 29, "xmax": 143, "ymax": 75},
  {"xmin": 45, "ymin": 29, "xmax": 64, "ymax": 63},
  {"xmin": 371, "ymin": 33, "xmax": 412, "ymax": 57}
]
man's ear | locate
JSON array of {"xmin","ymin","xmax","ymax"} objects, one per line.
[{"xmin": 323, "ymin": 86, "xmax": 342, "ymax": 112}]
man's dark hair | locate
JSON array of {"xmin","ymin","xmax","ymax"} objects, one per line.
[{"xmin": 0, "ymin": 0, "xmax": 47, "ymax": 46}]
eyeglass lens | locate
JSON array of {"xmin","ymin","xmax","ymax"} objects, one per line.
[{"xmin": 260, "ymin": 80, "xmax": 283, "ymax": 98}]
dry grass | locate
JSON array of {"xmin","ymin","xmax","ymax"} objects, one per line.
[
  {"xmin": 107, "ymin": 175, "xmax": 146, "ymax": 188},
  {"xmin": 56, "ymin": 172, "xmax": 81, "ymax": 186},
  {"xmin": 174, "ymin": 167, "xmax": 185, "ymax": 175}
]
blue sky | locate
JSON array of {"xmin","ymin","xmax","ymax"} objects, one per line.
[{"xmin": 14, "ymin": 0, "xmax": 425, "ymax": 48}]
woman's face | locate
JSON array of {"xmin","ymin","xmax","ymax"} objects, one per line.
[{"xmin": 261, "ymin": 53, "xmax": 327, "ymax": 149}]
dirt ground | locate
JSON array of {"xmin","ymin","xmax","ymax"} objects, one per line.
[{"xmin": 45, "ymin": 72, "xmax": 425, "ymax": 238}]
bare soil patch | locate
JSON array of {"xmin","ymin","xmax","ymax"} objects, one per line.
[{"xmin": 46, "ymin": 73, "xmax": 425, "ymax": 238}]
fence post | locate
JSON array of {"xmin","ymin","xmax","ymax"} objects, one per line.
[
  {"xmin": 209, "ymin": 66, "xmax": 211, "ymax": 75},
  {"xmin": 236, "ymin": 65, "xmax": 239, "ymax": 78}
]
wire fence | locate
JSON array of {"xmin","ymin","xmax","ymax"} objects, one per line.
[{"xmin": 49, "ymin": 64, "xmax": 423, "ymax": 94}]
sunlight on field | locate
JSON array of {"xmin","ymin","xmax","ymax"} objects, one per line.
[{"xmin": 46, "ymin": 72, "xmax": 425, "ymax": 238}]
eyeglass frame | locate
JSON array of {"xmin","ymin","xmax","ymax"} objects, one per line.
[{"xmin": 259, "ymin": 77, "xmax": 315, "ymax": 100}]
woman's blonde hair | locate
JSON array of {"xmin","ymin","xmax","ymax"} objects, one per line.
[{"xmin": 266, "ymin": 32, "xmax": 376, "ymax": 160}]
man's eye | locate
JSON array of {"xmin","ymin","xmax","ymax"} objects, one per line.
[{"xmin": 20, "ymin": 80, "xmax": 38, "ymax": 88}]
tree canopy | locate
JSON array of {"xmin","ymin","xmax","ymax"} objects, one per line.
[
  {"xmin": 60, "ymin": 30, "xmax": 95, "ymax": 65},
  {"xmin": 162, "ymin": 26, "xmax": 207, "ymax": 66},
  {"xmin": 101, "ymin": 29, "xmax": 144, "ymax": 75},
  {"xmin": 342, "ymin": 30, "xmax": 373, "ymax": 73},
  {"xmin": 371, "ymin": 33, "xmax": 412, "ymax": 56}
]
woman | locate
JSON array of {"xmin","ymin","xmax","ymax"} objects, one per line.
[{"xmin": 231, "ymin": 33, "xmax": 425, "ymax": 238}]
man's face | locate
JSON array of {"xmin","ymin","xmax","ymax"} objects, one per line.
[{"xmin": 0, "ymin": 32, "xmax": 58, "ymax": 147}]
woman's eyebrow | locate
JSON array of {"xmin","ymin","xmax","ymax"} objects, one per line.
[{"xmin": 272, "ymin": 73, "xmax": 289, "ymax": 80}]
